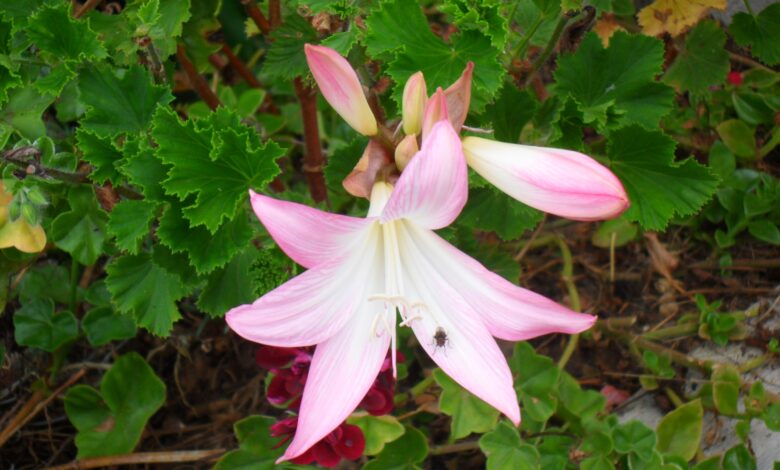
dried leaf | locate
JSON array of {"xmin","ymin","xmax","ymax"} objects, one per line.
[{"xmin": 638, "ymin": 0, "xmax": 726, "ymax": 37}]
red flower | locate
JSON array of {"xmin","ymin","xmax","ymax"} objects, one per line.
[
  {"xmin": 271, "ymin": 418, "xmax": 365, "ymax": 467},
  {"xmin": 728, "ymin": 71, "xmax": 743, "ymax": 86}
]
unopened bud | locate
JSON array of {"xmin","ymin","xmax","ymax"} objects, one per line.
[
  {"xmin": 402, "ymin": 72, "xmax": 426, "ymax": 136},
  {"xmin": 394, "ymin": 134, "xmax": 419, "ymax": 171}
]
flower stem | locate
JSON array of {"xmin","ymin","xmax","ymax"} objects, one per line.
[
  {"xmin": 555, "ymin": 236, "xmax": 582, "ymax": 369},
  {"xmin": 522, "ymin": 14, "xmax": 570, "ymax": 87},
  {"xmin": 177, "ymin": 45, "xmax": 221, "ymax": 111},
  {"xmin": 241, "ymin": 0, "xmax": 271, "ymax": 35},
  {"xmin": 742, "ymin": 0, "xmax": 755, "ymax": 16},
  {"xmin": 294, "ymin": 77, "xmax": 330, "ymax": 205}
]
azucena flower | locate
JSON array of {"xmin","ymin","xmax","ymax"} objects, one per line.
[
  {"xmin": 226, "ymin": 121, "xmax": 597, "ymax": 462},
  {"xmin": 304, "ymin": 44, "xmax": 629, "ymax": 220}
]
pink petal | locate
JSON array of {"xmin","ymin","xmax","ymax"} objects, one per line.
[
  {"xmin": 443, "ymin": 62, "xmax": 473, "ymax": 133},
  {"xmin": 278, "ymin": 288, "xmax": 391, "ymax": 462},
  {"xmin": 396, "ymin": 224, "xmax": 520, "ymax": 424},
  {"xmin": 342, "ymin": 141, "xmax": 393, "ymax": 200},
  {"xmin": 462, "ymin": 137, "xmax": 630, "ymax": 221},
  {"xmin": 249, "ymin": 191, "xmax": 372, "ymax": 269},
  {"xmin": 421, "ymin": 88, "xmax": 448, "ymax": 141},
  {"xmin": 380, "ymin": 121, "xmax": 467, "ymax": 229},
  {"xmin": 226, "ymin": 227, "xmax": 383, "ymax": 347},
  {"xmin": 304, "ymin": 44, "xmax": 377, "ymax": 136},
  {"xmin": 405, "ymin": 223, "xmax": 596, "ymax": 340},
  {"xmin": 402, "ymin": 72, "xmax": 427, "ymax": 135}
]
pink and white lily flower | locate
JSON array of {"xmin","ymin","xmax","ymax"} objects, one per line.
[
  {"xmin": 226, "ymin": 120, "xmax": 596, "ymax": 462},
  {"xmin": 305, "ymin": 44, "xmax": 629, "ymax": 221}
]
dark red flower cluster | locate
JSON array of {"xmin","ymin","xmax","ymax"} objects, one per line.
[
  {"xmin": 255, "ymin": 345, "xmax": 403, "ymax": 467},
  {"xmin": 271, "ymin": 418, "xmax": 365, "ymax": 467}
]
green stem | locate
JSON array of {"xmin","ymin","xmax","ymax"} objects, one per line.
[
  {"xmin": 555, "ymin": 237, "xmax": 582, "ymax": 369},
  {"xmin": 523, "ymin": 14, "xmax": 570, "ymax": 87},
  {"xmin": 642, "ymin": 322, "xmax": 699, "ymax": 341},
  {"xmin": 68, "ymin": 257, "xmax": 79, "ymax": 314},
  {"xmin": 742, "ymin": 0, "xmax": 755, "ymax": 16},
  {"xmin": 509, "ymin": 14, "xmax": 545, "ymax": 63},
  {"xmin": 410, "ymin": 375, "xmax": 434, "ymax": 397}
]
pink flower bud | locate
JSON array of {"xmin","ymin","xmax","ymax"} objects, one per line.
[
  {"xmin": 304, "ymin": 44, "xmax": 378, "ymax": 136},
  {"xmin": 421, "ymin": 87, "xmax": 448, "ymax": 141},
  {"xmin": 402, "ymin": 72, "xmax": 427, "ymax": 135},
  {"xmin": 394, "ymin": 134, "xmax": 418, "ymax": 171}
]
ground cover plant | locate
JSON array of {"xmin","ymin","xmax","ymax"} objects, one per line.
[{"xmin": 0, "ymin": 0, "xmax": 779, "ymax": 468}]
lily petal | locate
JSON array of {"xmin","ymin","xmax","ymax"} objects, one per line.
[
  {"xmin": 405, "ymin": 223, "xmax": 596, "ymax": 340},
  {"xmin": 462, "ymin": 137, "xmax": 629, "ymax": 221},
  {"xmin": 381, "ymin": 121, "xmax": 467, "ymax": 229},
  {"xmin": 226, "ymin": 225, "xmax": 382, "ymax": 347},
  {"xmin": 249, "ymin": 190, "xmax": 372, "ymax": 268},
  {"xmin": 304, "ymin": 44, "xmax": 378, "ymax": 136},
  {"xmin": 443, "ymin": 62, "xmax": 473, "ymax": 133},
  {"xmin": 396, "ymin": 221, "xmax": 520, "ymax": 424},
  {"xmin": 279, "ymin": 270, "xmax": 391, "ymax": 462}
]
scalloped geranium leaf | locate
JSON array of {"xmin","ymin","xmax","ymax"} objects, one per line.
[
  {"xmin": 213, "ymin": 415, "xmax": 285, "ymax": 469},
  {"xmin": 364, "ymin": 0, "xmax": 504, "ymax": 112},
  {"xmin": 264, "ymin": 14, "xmax": 319, "ymax": 80},
  {"xmin": 459, "ymin": 188, "xmax": 542, "ymax": 241},
  {"xmin": 730, "ymin": 4, "xmax": 780, "ymax": 66},
  {"xmin": 107, "ymin": 199, "xmax": 158, "ymax": 254},
  {"xmin": 156, "ymin": 201, "xmax": 253, "ymax": 275},
  {"xmin": 153, "ymin": 106, "xmax": 283, "ymax": 233},
  {"xmin": 105, "ymin": 253, "xmax": 190, "ymax": 335},
  {"xmin": 26, "ymin": 3, "xmax": 107, "ymax": 62},
  {"xmin": 606, "ymin": 126, "xmax": 718, "ymax": 231},
  {"xmin": 479, "ymin": 421, "xmax": 540, "ymax": 470},
  {"xmin": 664, "ymin": 20, "xmax": 728, "ymax": 96},
  {"xmin": 79, "ymin": 65, "xmax": 172, "ymax": 136},
  {"xmin": 433, "ymin": 368, "xmax": 500, "ymax": 440},
  {"xmin": 364, "ymin": 426, "xmax": 428, "ymax": 470},
  {"xmin": 348, "ymin": 414, "xmax": 406, "ymax": 456},
  {"xmin": 13, "ymin": 298, "xmax": 78, "ymax": 352},
  {"xmin": 554, "ymin": 32, "xmax": 674, "ymax": 130},
  {"xmin": 50, "ymin": 186, "xmax": 108, "ymax": 266},
  {"xmin": 64, "ymin": 352, "xmax": 165, "ymax": 458},
  {"xmin": 76, "ymin": 128, "xmax": 124, "ymax": 184},
  {"xmin": 120, "ymin": 135, "xmax": 170, "ymax": 201},
  {"xmin": 197, "ymin": 246, "xmax": 259, "ymax": 317},
  {"xmin": 655, "ymin": 399, "xmax": 703, "ymax": 461}
]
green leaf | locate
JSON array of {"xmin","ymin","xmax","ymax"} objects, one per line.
[
  {"xmin": 606, "ymin": 126, "xmax": 718, "ymax": 231},
  {"xmin": 13, "ymin": 298, "xmax": 78, "ymax": 352},
  {"xmin": 264, "ymin": 14, "xmax": 318, "ymax": 80},
  {"xmin": 509, "ymin": 342, "xmax": 560, "ymax": 397},
  {"xmin": 76, "ymin": 129, "xmax": 124, "ymax": 185},
  {"xmin": 79, "ymin": 65, "xmax": 172, "ymax": 136},
  {"xmin": 613, "ymin": 420, "xmax": 656, "ymax": 461},
  {"xmin": 479, "ymin": 420, "xmax": 540, "ymax": 470},
  {"xmin": 321, "ymin": 29, "xmax": 358, "ymax": 55},
  {"xmin": 364, "ymin": 426, "xmax": 428, "ymax": 470},
  {"xmin": 18, "ymin": 264, "xmax": 71, "ymax": 304},
  {"xmin": 107, "ymin": 199, "xmax": 158, "ymax": 254},
  {"xmin": 762, "ymin": 403, "xmax": 780, "ymax": 431},
  {"xmin": 50, "ymin": 186, "xmax": 108, "ymax": 266},
  {"xmin": 364, "ymin": 0, "xmax": 504, "ymax": 112},
  {"xmin": 82, "ymin": 306, "xmax": 137, "ymax": 346},
  {"xmin": 747, "ymin": 219, "xmax": 780, "ymax": 245},
  {"xmin": 581, "ymin": 456, "xmax": 615, "ymax": 470},
  {"xmin": 105, "ymin": 253, "xmax": 190, "ymax": 335},
  {"xmin": 591, "ymin": 216, "xmax": 638, "ymax": 248},
  {"xmin": 64, "ymin": 352, "xmax": 166, "ymax": 458},
  {"xmin": 438, "ymin": 0, "xmax": 509, "ymax": 49},
  {"xmin": 1, "ymin": 87, "xmax": 56, "ymax": 139},
  {"xmin": 554, "ymin": 32, "xmax": 674, "ymax": 130},
  {"xmin": 213, "ymin": 415, "xmax": 285, "ymax": 469},
  {"xmin": 722, "ymin": 444, "xmax": 756, "ymax": 470},
  {"xmin": 34, "ymin": 64, "xmax": 77, "ymax": 96},
  {"xmin": 26, "ymin": 3, "xmax": 106, "ymax": 62},
  {"xmin": 730, "ymin": 4, "xmax": 780, "ymax": 66},
  {"xmin": 197, "ymin": 247, "xmax": 259, "ymax": 317},
  {"xmin": 120, "ymin": 135, "xmax": 170, "ymax": 201},
  {"xmin": 716, "ymin": 119, "xmax": 756, "ymax": 159},
  {"xmin": 153, "ymin": 106, "xmax": 283, "ymax": 232},
  {"xmin": 732, "ymin": 91, "xmax": 776, "ymax": 126},
  {"xmin": 459, "ymin": 188, "xmax": 542, "ymax": 240},
  {"xmin": 712, "ymin": 364, "xmax": 741, "ymax": 415},
  {"xmin": 130, "ymin": 0, "xmax": 192, "ymax": 58},
  {"xmin": 664, "ymin": 21, "xmax": 728, "ymax": 96},
  {"xmin": 485, "ymin": 85, "xmax": 538, "ymax": 143},
  {"xmin": 157, "ymin": 201, "xmax": 253, "ymax": 275},
  {"xmin": 655, "ymin": 399, "xmax": 703, "ymax": 461},
  {"xmin": 348, "ymin": 414, "xmax": 406, "ymax": 456},
  {"xmin": 433, "ymin": 368, "xmax": 500, "ymax": 440}
]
